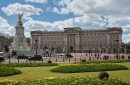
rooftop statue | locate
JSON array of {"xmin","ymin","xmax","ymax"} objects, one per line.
[
  {"xmin": 17, "ymin": 13, "xmax": 24, "ymax": 26},
  {"xmin": 18, "ymin": 13, "xmax": 24, "ymax": 21}
]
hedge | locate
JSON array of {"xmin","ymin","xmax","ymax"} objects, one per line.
[
  {"xmin": 0, "ymin": 77, "xmax": 129, "ymax": 85},
  {"xmin": 50, "ymin": 63, "xmax": 128, "ymax": 73},
  {"xmin": 0, "ymin": 67, "xmax": 22, "ymax": 77},
  {"xmin": 0, "ymin": 63, "xmax": 58, "ymax": 67}
]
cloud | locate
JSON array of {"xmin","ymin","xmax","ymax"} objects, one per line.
[
  {"xmin": 0, "ymin": 16, "xmax": 29, "ymax": 38},
  {"xmin": 53, "ymin": 0, "xmax": 130, "ymax": 17},
  {"xmin": 0, "ymin": 16, "xmax": 14, "ymax": 32},
  {"xmin": 46, "ymin": 7, "xmax": 51, "ymax": 11},
  {"xmin": 25, "ymin": 0, "xmax": 47, "ymax": 4},
  {"xmin": 123, "ymin": 28, "xmax": 130, "ymax": 32},
  {"xmin": 1, "ymin": 3, "xmax": 43, "ymax": 20},
  {"xmin": 24, "ymin": 32, "xmax": 31, "ymax": 37},
  {"xmin": 0, "ymin": 16, "xmax": 14, "ymax": 36},
  {"xmin": 24, "ymin": 20, "xmax": 52, "ymax": 31},
  {"xmin": 53, "ymin": 0, "xmax": 72, "ymax": 7},
  {"xmin": 52, "ymin": 0, "xmax": 130, "ymax": 33},
  {"xmin": 23, "ymin": 13, "xmax": 130, "ymax": 43},
  {"xmin": 107, "ymin": 17, "xmax": 130, "ymax": 28},
  {"xmin": 122, "ymin": 34, "xmax": 130, "ymax": 43},
  {"xmin": 52, "ymin": 0, "xmax": 130, "ymax": 29},
  {"xmin": 52, "ymin": 7, "xmax": 60, "ymax": 14},
  {"xmin": 24, "ymin": 15, "xmax": 106, "ymax": 32},
  {"xmin": 1, "ymin": 0, "xmax": 130, "ymax": 43}
]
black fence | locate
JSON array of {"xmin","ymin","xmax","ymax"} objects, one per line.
[{"xmin": 1, "ymin": 53, "xmax": 130, "ymax": 63}]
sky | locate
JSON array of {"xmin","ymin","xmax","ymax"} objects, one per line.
[{"xmin": 0, "ymin": 0, "xmax": 130, "ymax": 43}]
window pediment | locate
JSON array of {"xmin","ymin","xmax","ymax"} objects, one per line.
[{"xmin": 64, "ymin": 29, "xmax": 79, "ymax": 33}]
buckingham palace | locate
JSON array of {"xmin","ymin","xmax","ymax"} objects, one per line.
[{"xmin": 30, "ymin": 27, "xmax": 123, "ymax": 53}]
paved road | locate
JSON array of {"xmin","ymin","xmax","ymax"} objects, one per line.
[{"xmin": 1, "ymin": 53, "xmax": 129, "ymax": 63}]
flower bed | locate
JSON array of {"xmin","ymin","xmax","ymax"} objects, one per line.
[
  {"xmin": 0, "ymin": 67, "xmax": 22, "ymax": 77},
  {"xmin": 0, "ymin": 77, "xmax": 129, "ymax": 85},
  {"xmin": 50, "ymin": 63, "xmax": 128, "ymax": 73},
  {"xmin": 0, "ymin": 63, "xmax": 58, "ymax": 67},
  {"xmin": 76, "ymin": 59, "xmax": 130, "ymax": 64}
]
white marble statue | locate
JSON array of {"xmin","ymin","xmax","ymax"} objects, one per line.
[{"xmin": 11, "ymin": 13, "xmax": 30, "ymax": 51}]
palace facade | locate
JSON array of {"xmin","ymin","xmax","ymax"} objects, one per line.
[{"xmin": 30, "ymin": 27, "xmax": 123, "ymax": 53}]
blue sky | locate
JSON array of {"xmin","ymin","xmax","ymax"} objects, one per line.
[{"xmin": 0, "ymin": 0, "xmax": 130, "ymax": 43}]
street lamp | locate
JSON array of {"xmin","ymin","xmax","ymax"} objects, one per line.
[
  {"xmin": 35, "ymin": 39, "xmax": 38, "ymax": 55},
  {"xmin": 125, "ymin": 44, "xmax": 127, "ymax": 54},
  {"xmin": 80, "ymin": 45, "xmax": 82, "ymax": 53},
  {"xmin": 62, "ymin": 41, "xmax": 65, "ymax": 53},
  {"xmin": 0, "ymin": 39, "xmax": 4, "ymax": 51},
  {"xmin": 115, "ymin": 39, "xmax": 119, "ymax": 59}
]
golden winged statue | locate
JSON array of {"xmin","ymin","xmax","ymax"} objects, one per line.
[
  {"xmin": 18, "ymin": 13, "xmax": 24, "ymax": 21},
  {"xmin": 17, "ymin": 13, "xmax": 24, "ymax": 26}
]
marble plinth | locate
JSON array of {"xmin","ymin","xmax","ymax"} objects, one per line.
[{"xmin": 11, "ymin": 43, "xmax": 30, "ymax": 51}]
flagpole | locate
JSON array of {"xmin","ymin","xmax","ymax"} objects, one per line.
[{"xmin": 73, "ymin": 18, "xmax": 74, "ymax": 27}]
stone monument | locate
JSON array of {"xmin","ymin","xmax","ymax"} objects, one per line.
[{"xmin": 11, "ymin": 13, "xmax": 30, "ymax": 51}]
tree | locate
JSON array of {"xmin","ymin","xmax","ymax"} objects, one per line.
[
  {"xmin": 125, "ymin": 42, "xmax": 130, "ymax": 53},
  {"xmin": 4, "ymin": 45, "xmax": 9, "ymax": 52},
  {"xmin": 26, "ymin": 37, "xmax": 31, "ymax": 46},
  {"xmin": 0, "ymin": 32, "xmax": 13, "ymax": 51}
]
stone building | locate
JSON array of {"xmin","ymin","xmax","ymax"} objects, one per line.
[{"xmin": 30, "ymin": 27, "xmax": 123, "ymax": 53}]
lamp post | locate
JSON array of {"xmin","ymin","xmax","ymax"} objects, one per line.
[
  {"xmin": 80, "ymin": 45, "xmax": 82, "ymax": 53},
  {"xmin": 35, "ymin": 39, "xmax": 38, "ymax": 55},
  {"xmin": 115, "ymin": 39, "xmax": 119, "ymax": 59},
  {"xmin": 0, "ymin": 39, "xmax": 4, "ymax": 51},
  {"xmin": 121, "ymin": 43, "xmax": 124, "ymax": 53},
  {"xmin": 62, "ymin": 41, "xmax": 65, "ymax": 53},
  {"xmin": 125, "ymin": 44, "xmax": 127, "ymax": 54}
]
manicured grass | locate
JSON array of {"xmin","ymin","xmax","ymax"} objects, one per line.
[{"xmin": 0, "ymin": 62, "xmax": 130, "ymax": 84}]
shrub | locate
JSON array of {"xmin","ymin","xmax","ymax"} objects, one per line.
[
  {"xmin": 81, "ymin": 59, "xmax": 86, "ymax": 62},
  {"xmin": 0, "ymin": 77, "xmax": 129, "ymax": 85},
  {"xmin": 98, "ymin": 71, "xmax": 109, "ymax": 80},
  {"xmin": 0, "ymin": 67, "xmax": 22, "ymax": 77},
  {"xmin": 75, "ymin": 59, "xmax": 130, "ymax": 64},
  {"xmin": 0, "ymin": 63, "xmax": 58, "ymax": 67},
  {"xmin": 47, "ymin": 60, "xmax": 52, "ymax": 63},
  {"xmin": 50, "ymin": 63, "xmax": 128, "ymax": 73}
]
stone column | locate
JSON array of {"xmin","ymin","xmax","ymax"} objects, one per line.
[
  {"xmin": 38, "ymin": 35, "xmax": 41, "ymax": 50},
  {"xmin": 64, "ymin": 34, "xmax": 67, "ymax": 52},
  {"xmin": 106, "ymin": 33, "xmax": 109, "ymax": 53},
  {"xmin": 106, "ymin": 48, "xmax": 109, "ymax": 53},
  {"xmin": 75, "ymin": 34, "xmax": 80, "ymax": 51},
  {"xmin": 119, "ymin": 34, "xmax": 122, "ymax": 46}
]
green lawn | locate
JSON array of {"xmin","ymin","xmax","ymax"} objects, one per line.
[{"xmin": 0, "ymin": 62, "xmax": 130, "ymax": 84}]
